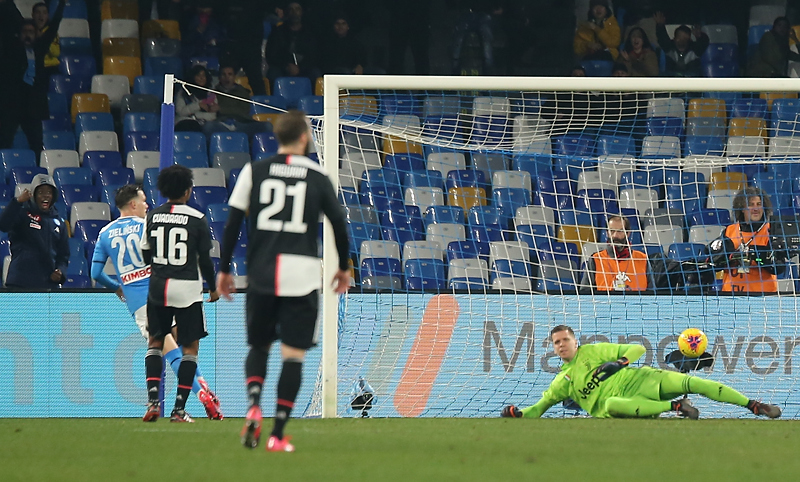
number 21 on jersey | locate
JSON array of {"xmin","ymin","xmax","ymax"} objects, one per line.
[{"xmin": 256, "ymin": 179, "xmax": 308, "ymax": 234}]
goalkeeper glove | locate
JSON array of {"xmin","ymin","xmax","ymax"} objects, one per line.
[
  {"xmin": 593, "ymin": 357, "xmax": 629, "ymax": 381},
  {"xmin": 501, "ymin": 405, "xmax": 523, "ymax": 418}
]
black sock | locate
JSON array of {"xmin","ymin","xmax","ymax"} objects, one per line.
[
  {"xmin": 145, "ymin": 348, "xmax": 163, "ymax": 404},
  {"xmin": 272, "ymin": 359, "xmax": 302, "ymax": 440},
  {"xmin": 245, "ymin": 346, "xmax": 268, "ymax": 408},
  {"xmin": 175, "ymin": 354, "xmax": 197, "ymax": 411}
]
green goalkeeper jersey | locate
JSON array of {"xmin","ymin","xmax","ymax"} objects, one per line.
[{"xmin": 521, "ymin": 343, "xmax": 647, "ymax": 418}]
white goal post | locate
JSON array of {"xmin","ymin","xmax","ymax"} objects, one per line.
[{"xmin": 318, "ymin": 75, "xmax": 800, "ymax": 419}]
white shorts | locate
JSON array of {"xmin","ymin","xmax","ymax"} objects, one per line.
[{"xmin": 134, "ymin": 306, "xmax": 149, "ymax": 338}]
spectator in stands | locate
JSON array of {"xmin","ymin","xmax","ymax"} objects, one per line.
[
  {"xmin": 0, "ymin": 174, "xmax": 69, "ymax": 289},
  {"xmin": 450, "ymin": 0, "xmax": 500, "ymax": 75},
  {"xmin": 653, "ymin": 12, "xmax": 709, "ymax": 77},
  {"xmin": 747, "ymin": 16, "xmax": 800, "ymax": 77},
  {"xmin": 710, "ymin": 187, "xmax": 788, "ymax": 294},
  {"xmin": 388, "ymin": 0, "xmax": 430, "ymax": 75},
  {"xmin": 320, "ymin": 13, "xmax": 366, "ymax": 75},
  {"xmin": 0, "ymin": 0, "xmax": 65, "ymax": 157},
  {"xmin": 181, "ymin": 1, "xmax": 225, "ymax": 59},
  {"xmin": 219, "ymin": 0, "xmax": 268, "ymax": 96},
  {"xmin": 619, "ymin": 27, "xmax": 659, "ymax": 77},
  {"xmin": 175, "ymin": 65, "xmax": 218, "ymax": 132},
  {"xmin": 266, "ymin": 2, "xmax": 320, "ymax": 87},
  {"xmin": 203, "ymin": 65, "xmax": 269, "ymax": 138},
  {"xmin": 612, "ymin": 63, "xmax": 629, "ymax": 76},
  {"xmin": 32, "ymin": 2, "xmax": 60, "ymax": 78},
  {"xmin": 574, "ymin": 0, "xmax": 620, "ymax": 62},
  {"xmin": 582, "ymin": 216, "xmax": 652, "ymax": 292}
]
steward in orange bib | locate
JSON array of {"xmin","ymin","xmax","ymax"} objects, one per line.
[
  {"xmin": 583, "ymin": 215, "xmax": 652, "ymax": 292},
  {"xmin": 709, "ymin": 187, "xmax": 787, "ymax": 294}
]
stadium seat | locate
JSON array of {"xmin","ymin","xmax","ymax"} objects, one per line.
[
  {"xmin": 173, "ymin": 153, "xmax": 208, "ymax": 168},
  {"xmin": 0, "ymin": 150, "xmax": 37, "ymax": 182},
  {"xmin": 297, "ymin": 95, "xmax": 323, "ymax": 115},
  {"xmin": 667, "ymin": 243, "xmax": 708, "ymax": 262},
  {"xmin": 59, "ymin": 18, "xmax": 90, "ymax": 38},
  {"xmin": 514, "ymin": 205, "xmax": 555, "ymax": 227},
  {"xmin": 59, "ymin": 36, "xmax": 92, "ymax": 56},
  {"xmin": 424, "ymin": 205, "xmax": 465, "ymax": 226},
  {"xmin": 95, "ymin": 167, "xmax": 134, "ymax": 187},
  {"xmin": 404, "ymin": 259, "xmax": 446, "ymax": 291},
  {"xmin": 684, "ymin": 135, "xmax": 725, "ymax": 156},
  {"xmin": 595, "ymin": 135, "xmax": 635, "ymax": 156},
  {"xmin": 748, "ymin": 24, "xmax": 772, "ymax": 46},
  {"xmin": 60, "ymin": 54, "xmax": 97, "ymax": 78},
  {"xmin": 40, "ymin": 150, "xmax": 79, "ymax": 175},
  {"xmin": 192, "ymin": 168, "xmax": 225, "ymax": 188},
  {"xmin": 646, "ymin": 117, "xmax": 683, "ymax": 137},
  {"xmin": 188, "ymin": 56, "xmax": 220, "ymax": 73},
  {"xmin": 686, "ymin": 118, "xmax": 726, "ymax": 138},
  {"xmin": 580, "ymin": 60, "xmax": 613, "ymax": 76},
  {"xmin": 707, "ymin": 189, "xmax": 737, "ymax": 215},
  {"xmin": 54, "ymin": 167, "xmax": 92, "ymax": 187},
  {"xmin": 703, "ymin": 62, "xmax": 739, "ymax": 77},
  {"xmin": 274, "ymin": 77, "xmax": 312, "ymax": 108},
  {"xmin": 447, "ymin": 187, "xmax": 487, "ymax": 213},
  {"xmin": 102, "ymin": 56, "xmax": 142, "ymax": 85},
  {"xmin": 688, "ymin": 225, "xmax": 724, "ymax": 245},
  {"xmin": 122, "ymin": 113, "xmax": 158, "ymax": 133},
  {"xmin": 189, "ymin": 186, "xmax": 227, "ymax": 213},
  {"xmin": 78, "ymin": 131, "xmax": 119, "ymax": 158},
  {"xmin": 381, "ymin": 206, "xmax": 424, "ymax": 245},
  {"xmin": 75, "ymin": 113, "xmax": 114, "ymax": 136},
  {"xmin": 50, "ymin": 75, "xmax": 88, "ymax": 101},
  {"xmin": 142, "ymin": 38, "xmax": 181, "ymax": 58},
  {"xmin": 141, "ymin": 18, "xmax": 181, "ymax": 40},
  {"xmin": 100, "ymin": 19, "xmax": 138, "ymax": 40},
  {"xmin": 424, "ymin": 152, "xmax": 467, "ymax": 178},
  {"xmin": 646, "ymin": 98, "xmax": 685, "ymax": 118},
  {"xmin": 473, "ymin": 152, "xmax": 508, "ymax": 173},
  {"xmin": 688, "ymin": 98, "xmax": 726, "ymax": 120},
  {"xmin": 556, "ymin": 225, "xmax": 596, "ymax": 255},
  {"xmin": 729, "ymin": 117, "xmax": 767, "ymax": 138},
  {"xmin": 43, "ymin": 113, "xmax": 72, "ymax": 132},
  {"xmin": 641, "ymin": 136, "xmax": 680, "ymax": 158},
  {"xmin": 90, "ymin": 74, "xmax": 130, "ymax": 107},
  {"xmin": 731, "ymin": 98, "xmax": 768, "ymax": 120},
  {"xmin": 702, "ymin": 43, "xmax": 738, "ymax": 66},
  {"xmin": 120, "ymin": 93, "xmax": 160, "ymax": 114},
  {"xmin": 71, "ymin": 93, "xmax": 110, "ymax": 123},
  {"xmin": 121, "ymin": 132, "xmax": 159, "ymax": 156},
  {"xmin": 102, "ymin": 37, "xmax": 140, "ymax": 58},
  {"xmin": 144, "ymin": 57, "xmax": 183, "ymax": 78},
  {"xmin": 60, "ymin": 185, "xmax": 100, "ymax": 209},
  {"xmin": 126, "ymin": 151, "xmax": 158, "ymax": 181},
  {"xmin": 404, "ymin": 187, "xmax": 444, "ymax": 213},
  {"xmin": 553, "ymin": 134, "xmax": 593, "ymax": 157},
  {"xmin": 701, "ymin": 24, "xmax": 738, "ymax": 44},
  {"xmin": 619, "ymin": 188, "xmax": 659, "ymax": 215},
  {"xmin": 212, "ymin": 152, "xmax": 250, "ymax": 177},
  {"xmin": 133, "ymin": 75, "xmax": 164, "ymax": 96},
  {"xmin": 66, "ymin": 255, "xmax": 89, "ymax": 276},
  {"xmin": 9, "ymin": 166, "xmax": 46, "ymax": 187},
  {"xmin": 209, "ymin": 132, "xmax": 249, "ymax": 157},
  {"xmin": 492, "ymin": 170, "xmax": 531, "ymax": 191},
  {"xmin": 726, "ymin": 136, "xmax": 766, "ymax": 158},
  {"xmin": 492, "ymin": 188, "xmax": 531, "ymax": 224}
]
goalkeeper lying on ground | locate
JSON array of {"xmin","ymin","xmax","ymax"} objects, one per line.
[{"xmin": 502, "ymin": 325, "xmax": 781, "ymax": 419}]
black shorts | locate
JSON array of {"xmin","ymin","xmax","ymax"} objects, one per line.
[
  {"xmin": 246, "ymin": 291, "xmax": 319, "ymax": 349},
  {"xmin": 147, "ymin": 301, "xmax": 208, "ymax": 346}
]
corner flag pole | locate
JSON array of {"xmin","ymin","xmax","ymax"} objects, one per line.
[{"xmin": 158, "ymin": 74, "xmax": 175, "ymax": 206}]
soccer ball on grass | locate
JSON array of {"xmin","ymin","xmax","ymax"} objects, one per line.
[{"xmin": 678, "ymin": 328, "xmax": 708, "ymax": 358}]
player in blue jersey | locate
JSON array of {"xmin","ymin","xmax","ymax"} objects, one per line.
[{"xmin": 91, "ymin": 184, "xmax": 223, "ymax": 420}]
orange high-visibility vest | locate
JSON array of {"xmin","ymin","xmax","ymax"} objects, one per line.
[
  {"xmin": 592, "ymin": 248, "xmax": 648, "ymax": 291},
  {"xmin": 721, "ymin": 223, "xmax": 777, "ymax": 293}
]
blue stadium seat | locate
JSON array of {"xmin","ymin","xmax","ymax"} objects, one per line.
[
  {"xmin": 553, "ymin": 134, "xmax": 594, "ymax": 157},
  {"xmin": 123, "ymin": 132, "xmax": 160, "ymax": 155},
  {"xmin": 703, "ymin": 62, "xmax": 738, "ymax": 77},
  {"xmin": 516, "ymin": 224, "xmax": 553, "ymax": 251},
  {"xmin": 206, "ymin": 203, "xmax": 230, "ymax": 223},
  {"xmin": 773, "ymin": 120, "xmax": 800, "ymax": 136},
  {"xmin": 491, "ymin": 259, "xmax": 531, "ymax": 281},
  {"xmin": 250, "ymin": 95, "xmax": 287, "ymax": 115},
  {"xmin": 581, "ymin": 60, "xmax": 613, "ymax": 77},
  {"xmin": 557, "ymin": 210, "xmax": 593, "ymax": 227},
  {"xmin": 512, "ymin": 154, "xmax": 552, "ymax": 178},
  {"xmin": 142, "ymin": 167, "xmax": 158, "ymax": 190},
  {"xmin": 403, "ymin": 170, "xmax": 443, "ymax": 189},
  {"xmin": 189, "ymin": 186, "xmax": 227, "ymax": 213},
  {"xmin": 469, "ymin": 206, "xmax": 503, "ymax": 227},
  {"xmin": 188, "ymin": 56, "xmax": 220, "ymax": 72},
  {"xmin": 471, "ymin": 116, "xmax": 509, "ymax": 145},
  {"xmin": 0, "ymin": 185, "xmax": 14, "ymax": 203},
  {"xmin": 73, "ymin": 219, "xmax": 108, "ymax": 244},
  {"xmin": 48, "ymin": 92, "xmax": 70, "ymax": 115},
  {"xmin": 362, "ymin": 169, "xmax": 399, "ymax": 189},
  {"xmin": 59, "ymin": 55, "xmax": 96, "ymax": 78},
  {"xmin": 43, "ymin": 131, "xmax": 77, "ymax": 150},
  {"xmin": 63, "ymin": 274, "xmax": 92, "ymax": 288},
  {"xmin": 66, "ymin": 255, "xmax": 89, "ymax": 276},
  {"xmin": 385, "ymin": 153, "xmax": 426, "ymax": 173},
  {"xmin": 54, "ymin": 167, "xmax": 92, "ymax": 186},
  {"xmin": 380, "ymin": 205, "xmax": 425, "ymax": 244},
  {"xmin": 9, "ymin": 166, "xmax": 46, "ymax": 186},
  {"xmin": 381, "ymin": 94, "xmax": 418, "ymax": 116},
  {"xmin": 43, "ymin": 114, "xmax": 72, "ymax": 132},
  {"xmin": 123, "ymin": 113, "xmax": 159, "ymax": 133},
  {"xmin": 405, "ymin": 259, "xmax": 447, "ymax": 291},
  {"xmin": 361, "ymin": 257, "xmax": 402, "ymax": 279},
  {"xmin": 74, "ymin": 113, "xmax": 114, "ymax": 137},
  {"xmin": 666, "ymin": 171, "xmax": 707, "ymax": 214},
  {"xmin": 60, "ymin": 37, "xmax": 92, "ymax": 56},
  {"xmin": 13, "ymin": 130, "xmax": 29, "ymax": 149},
  {"xmin": 251, "ymin": 132, "xmax": 278, "ymax": 157},
  {"xmin": 174, "ymin": 132, "xmax": 206, "ymax": 154},
  {"xmin": 575, "ymin": 189, "xmax": 618, "ymax": 217},
  {"xmin": 753, "ymin": 178, "xmax": 792, "ymax": 210},
  {"xmin": 209, "ymin": 132, "xmax": 249, "ymax": 157},
  {"xmin": 646, "ymin": 117, "xmax": 683, "ymax": 137},
  {"xmin": 510, "ymin": 96, "xmax": 543, "ymax": 116},
  {"xmin": 60, "ymin": 185, "xmax": 99, "ymax": 208},
  {"xmin": 423, "ymin": 116, "xmax": 462, "ymax": 142},
  {"xmin": 667, "ymin": 243, "xmax": 708, "ymax": 261},
  {"xmin": 727, "ymin": 163, "xmax": 763, "ymax": 180},
  {"xmin": 49, "ymin": 74, "xmax": 88, "ymax": 98},
  {"xmin": 347, "ymin": 221, "xmax": 380, "ymax": 255},
  {"xmin": 95, "ymin": 167, "xmax": 134, "ymax": 187},
  {"xmin": 144, "ymin": 57, "xmax": 183, "ymax": 78},
  {"xmin": 360, "ymin": 183, "xmax": 403, "ymax": 212},
  {"xmin": 446, "ymin": 240, "xmax": 489, "ymax": 262},
  {"xmin": 228, "ymin": 168, "xmax": 242, "ymax": 191},
  {"xmin": 618, "ymin": 170, "xmax": 652, "ymax": 190},
  {"xmin": 425, "ymin": 205, "xmax": 464, "ymax": 226},
  {"xmin": 492, "ymin": 188, "xmax": 531, "ymax": 225},
  {"xmin": 83, "ymin": 151, "xmax": 123, "ymax": 172},
  {"xmin": 748, "ymin": 25, "xmax": 771, "ymax": 46},
  {"xmin": 273, "ymin": 77, "xmax": 312, "ymax": 108},
  {"xmin": 701, "ymin": 43, "xmax": 738, "ymax": 66},
  {"xmin": 771, "ymin": 98, "xmax": 800, "ymax": 129},
  {"xmin": 687, "ymin": 208, "xmax": 731, "ymax": 227},
  {"xmin": 133, "ymin": 76, "xmax": 164, "ymax": 96},
  {"xmin": 595, "ymin": 135, "xmax": 635, "ymax": 156},
  {"xmin": 0, "ymin": 149, "xmax": 37, "ymax": 182},
  {"xmin": 445, "ymin": 169, "xmax": 486, "ymax": 189},
  {"xmin": 53, "ymin": 0, "xmax": 89, "ymax": 19},
  {"xmin": 684, "ymin": 135, "xmax": 725, "ymax": 156},
  {"xmin": 99, "ymin": 185, "xmax": 121, "ymax": 217},
  {"xmin": 731, "ymin": 98, "xmax": 768, "ymax": 119},
  {"xmin": 230, "ymin": 257, "xmax": 247, "ymax": 276}
]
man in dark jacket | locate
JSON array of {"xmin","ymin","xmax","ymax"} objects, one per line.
[
  {"xmin": 0, "ymin": 0, "xmax": 65, "ymax": 157},
  {"xmin": 654, "ymin": 11, "xmax": 709, "ymax": 77},
  {"xmin": 0, "ymin": 174, "xmax": 70, "ymax": 289},
  {"xmin": 265, "ymin": 2, "xmax": 320, "ymax": 86}
]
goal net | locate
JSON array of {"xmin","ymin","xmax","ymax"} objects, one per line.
[{"xmin": 312, "ymin": 75, "xmax": 800, "ymax": 419}]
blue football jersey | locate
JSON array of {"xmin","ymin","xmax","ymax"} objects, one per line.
[{"xmin": 92, "ymin": 216, "xmax": 151, "ymax": 314}]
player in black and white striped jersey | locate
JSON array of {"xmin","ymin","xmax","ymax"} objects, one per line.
[
  {"xmin": 216, "ymin": 110, "xmax": 350, "ymax": 452},
  {"xmin": 140, "ymin": 165, "xmax": 220, "ymax": 423}
]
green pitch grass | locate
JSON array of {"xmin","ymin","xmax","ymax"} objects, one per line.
[{"xmin": 2, "ymin": 418, "xmax": 799, "ymax": 482}]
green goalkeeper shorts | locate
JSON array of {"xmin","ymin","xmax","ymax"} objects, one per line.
[{"xmin": 621, "ymin": 366, "xmax": 688, "ymax": 401}]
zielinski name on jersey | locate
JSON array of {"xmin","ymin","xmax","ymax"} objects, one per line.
[
  {"xmin": 105, "ymin": 223, "xmax": 141, "ymax": 238},
  {"xmin": 121, "ymin": 266, "xmax": 151, "ymax": 285}
]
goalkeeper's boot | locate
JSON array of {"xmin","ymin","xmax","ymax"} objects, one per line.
[
  {"xmin": 241, "ymin": 405, "xmax": 262, "ymax": 449},
  {"xmin": 197, "ymin": 380, "xmax": 223, "ymax": 420},
  {"xmin": 501, "ymin": 405, "xmax": 523, "ymax": 418},
  {"xmin": 142, "ymin": 402, "xmax": 160, "ymax": 422},
  {"xmin": 747, "ymin": 400, "xmax": 782, "ymax": 418},
  {"xmin": 266, "ymin": 435, "xmax": 295, "ymax": 453},
  {"xmin": 169, "ymin": 409, "xmax": 195, "ymax": 423},
  {"xmin": 672, "ymin": 398, "xmax": 699, "ymax": 420}
]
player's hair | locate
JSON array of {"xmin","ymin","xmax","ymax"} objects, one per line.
[
  {"xmin": 157, "ymin": 165, "xmax": 194, "ymax": 200},
  {"xmin": 607, "ymin": 215, "xmax": 630, "ymax": 231},
  {"xmin": 274, "ymin": 110, "xmax": 309, "ymax": 146},
  {"xmin": 674, "ymin": 25, "xmax": 692, "ymax": 37},
  {"xmin": 550, "ymin": 325, "xmax": 575, "ymax": 340},
  {"xmin": 114, "ymin": 184, "xmax": 143, "ymax": 209},
  {"xmin": 732, "ymin": 186, "xmax": 773, "ymax": 222}
]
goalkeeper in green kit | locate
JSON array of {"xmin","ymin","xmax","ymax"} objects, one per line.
[{"xmin": 501, "ymin": 325, "xmax": 781, "ymax": 419}]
